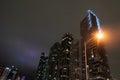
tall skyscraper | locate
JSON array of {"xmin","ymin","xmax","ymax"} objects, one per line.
[
  {"xmin": 80, "ymin": 10, "xmax": 112, "ymax": 80},
  {"xmin": 35, "ymin": 52, "xmax": 48, "ymax": 80},
  {"xmin": 59, "ymin": 33, "xmax": 73, "ymax": 80},
  {"xmin": 0, "ymin": 67, "xmax": 11, "ymax": 80},
  {"xmin": 70, "ymin": 40, "xmax": 81, "ymax": 80},
  {"xmin": 7, "ymin": 66, "xmax": 18, "ymax": 80},
  {"xmin": 47, "ymin": 42, "xmax": 61, "ymax": 80},
  {"xmin": 46, "ymin": 33, "xmax": 81, "ymax": 80}
]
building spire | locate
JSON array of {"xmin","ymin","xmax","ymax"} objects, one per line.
[{"xmin": 87, "ymin": 10, "xmax": 101, "ymax": 32}]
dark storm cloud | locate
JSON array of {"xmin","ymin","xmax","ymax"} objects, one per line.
[{"xmin": 0, "ymin": 0, "xmax": 120, "ymax": 79}]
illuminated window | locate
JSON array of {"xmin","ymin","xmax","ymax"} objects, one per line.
[
  {"xmin": 68, "ymin": 41, "xmax": 72, "ymax": 44},
  {"xmin": 66, "ymin": 49, "xmax": 69, "ymax": 52},
  {"xmin": 55, "ymin": 65, "xmax": 57, "ymax": 70},
  {"xmin": 49, "ymin": 75, "xmax": 51, "ymax": 77},
  {"xmin": 91, "ymin": 54, "xmax": 94, "ymax": 58},
  {"xmin": 89, "ymin": 69, "xmax": 92, "ymax": 72},
  {"xmin": 54, "ymin": 77, "xmax": 57, "ymax": 80},
  {"xmin": 107, "ymin": 78, "xmax": 110, "ymax": 80},
  {"xmin": 52, "ymin": 57, "xmax": 55, "ymax": 61},
  {"xmin": 82, "ymin": 68, "xmax": 85, "ymax": 71},
  {"xmin": 63, "ymin": 67, "xmax": 67, "ymax": 70}
]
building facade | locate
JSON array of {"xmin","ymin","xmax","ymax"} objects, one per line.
[
  {"xmin": 7, "ymin": 66, "xmax": 18, "ymax": 80},
  {"xmin": 80, "ymin": 10, "xmax": 112, "ymax": 80},
  {"xmin": 35, "ymin": 52, "xmax": 48, "ymax": 80},
  {"xmin": 70, "ymin": 40, "xmax": 81, "ymax": 80},
  {"xmin": 46, "ymin": 33, "xmax": 80, "ymax": 80},
  {"xmin": 59, "ymin": 33, "xmax": 73, "ymax": 80},
  {"xmin": 0, "ymin": 67, "xmax": 11, "ymax": 80},
  {"xmin": 47, "ymin": 42, "xmax": 61, "ymax": 80}
]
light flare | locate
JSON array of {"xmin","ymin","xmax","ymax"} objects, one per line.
[{"xmin": 96, "ymin": 32, "xmax": 104, "ymax": 39}]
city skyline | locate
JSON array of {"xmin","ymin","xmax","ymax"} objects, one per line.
[{"xmin": 0, "ymin": 0, "xmax": 120, "ymax": 79}]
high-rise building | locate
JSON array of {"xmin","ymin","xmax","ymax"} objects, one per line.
[
  {"xmin": 80, "ymin": 10, "xmax": 112, "ymax": 80},
  {"xmin": 7, "ymin": 66, "xmax": 18, "ymax": 80},
  {"xmin": 59, "ymin": 33, "xmax": 73, "ymax": 80},
  {"xmin": 46, "ymin": 33, "xmax": 81, "ymax": 80},
  {"xmin": 35, "ymin": 52, "xmax": 48, "ymax": 80},
  {"xmin": 70, "ymin": 40, "xmax": 81, "ymax": 80},
  {"xmin": 0, "ymin": 65, "xmax": 20, "ymax": 80},
  {"xmin": 47, "ymin": 42, "xmax": 61, "ymax": 80},
  {"xmin": 0, "ymin": 67, "xmax": 11, "ymax": 80}
]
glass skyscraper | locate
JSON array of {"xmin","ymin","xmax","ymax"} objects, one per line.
[{"xmin": 80, "ymin": 10, "xmax": 113, "ymax": 80}]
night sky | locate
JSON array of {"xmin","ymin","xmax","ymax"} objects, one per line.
[{"xmin": 0, "ymin": 0, "xmax": 120, "ymax": 79}]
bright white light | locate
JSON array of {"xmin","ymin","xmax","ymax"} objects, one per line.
[
  {"xmin": 97, "ymin": 32, "xmax": 103, "ymax": 39},
  {"xmin": 91, "ymin": 54, "xmax": 94, "ymax": 58},
  {"xmin": 6, "ymin": 67, "xmax": 10, "ymax": 70},
  {"xmin": 87, "ymin": 10, "xmax": 101, "ymax": 32}
]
